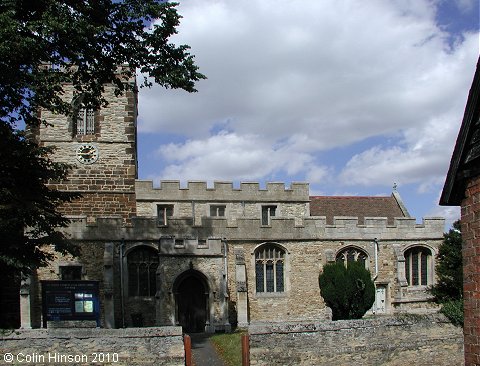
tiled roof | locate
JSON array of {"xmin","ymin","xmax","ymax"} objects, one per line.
[{"xmin": 309, "ymin": 195, "xmax": 406, "ymax": 225}]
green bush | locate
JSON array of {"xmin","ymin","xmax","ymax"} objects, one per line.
[
  {"xmin": 319, "ymin": 261, "xmax": 375, "ymax": 320},
  {"xmin": 440, "ymin": 300, "xmax": 464, "ymax": 327}
]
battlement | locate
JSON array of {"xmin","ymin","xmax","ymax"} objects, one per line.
[
  {"xmin": 65, "ymin": 215, "xmax": 445, "ymax": 242},
  {"xmin": 135, "ymin": 180, "xmax": 310, "ymax": 202}
]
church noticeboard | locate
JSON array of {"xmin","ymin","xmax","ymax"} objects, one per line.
[{"xmin": 41, "ymin": 281, "xmax": 100, "ymax": 327}]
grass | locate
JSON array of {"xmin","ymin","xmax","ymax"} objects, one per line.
[{"xmin": 210, "ymin": 329, "xmax": 246, "ymax": 366}]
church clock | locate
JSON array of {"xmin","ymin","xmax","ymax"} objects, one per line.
[{"xmin": 76, "ymin": 143, "xmax": 99, "ymax": 164}]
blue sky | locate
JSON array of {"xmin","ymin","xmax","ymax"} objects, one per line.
[{"xmin": 137, "ymin": 0, "xmax": 479, "ymax": 228}]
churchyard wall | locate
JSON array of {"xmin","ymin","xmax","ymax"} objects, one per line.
[
  {"xmin": 248, "ymin": 314, "xmax": 464, "ymax": 366},
  {"xmin": 0, "ymin": 327, "xmax": 184, "ymax": 366}
]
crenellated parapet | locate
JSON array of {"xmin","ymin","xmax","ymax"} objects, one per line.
[
  {"xmin": 64, "ymin": 215, "xmax": 445, "ymax": 242},
  {"xmin": 135, "ymin": 180, "xmax": 310, "ymax": 202}
]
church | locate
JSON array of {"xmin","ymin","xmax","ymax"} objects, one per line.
[{"xmin": 16, "ymin": 74, "xmax": 444, "ymax": 331}]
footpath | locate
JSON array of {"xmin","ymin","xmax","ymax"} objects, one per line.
[{"xmin": 189, "ymin": 333, "xmax": 227, "ymax": 366}]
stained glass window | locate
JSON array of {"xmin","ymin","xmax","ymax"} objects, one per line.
[
  {"xmin": 404, "ymin": 247, "xmax": 432, "ymax": 286},
  {"xmin": 255, "ymin": 244, "xmax": 285, "ymax": 293},
  {"xmin": 128, "ymin": 246, "xmax": 159, "ymax": 297}
]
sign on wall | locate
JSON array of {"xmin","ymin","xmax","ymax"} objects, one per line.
[{"xmin": 41, "ymin": 281, "xmax": 100, "ymax": 327}]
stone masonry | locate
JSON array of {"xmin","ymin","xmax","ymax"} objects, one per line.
[
  {"xmin": 38, "ymin": 78, "xmax": 138, "ymax": 221},
  {"xmin": 0, "ymin": 327, "xmax": 184, "ymax": 366},
  {"xmin": 18, "ymin": 75, "xmax": 447, "ymax": 333},
  {"xmin": 248, "ymin": 314, "xmax": 464, "ymax": 366}
]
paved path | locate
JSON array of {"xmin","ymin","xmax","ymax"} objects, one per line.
[{"xmin": 189, "ymin": 333, "xmax": 227, "ymax": 366}]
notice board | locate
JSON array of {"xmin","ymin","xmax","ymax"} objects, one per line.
[{"xmin": 41, "ymin": 281, "xmax": 100, "ymax": 327}]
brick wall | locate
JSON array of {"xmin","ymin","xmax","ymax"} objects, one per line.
[
  {"xmin": 461, "ymin": 175, "xmax": 480, "ymax": 366},
  {"xmin": 249, "ymin": 314, "xmax": 464, "ymax": 366}
]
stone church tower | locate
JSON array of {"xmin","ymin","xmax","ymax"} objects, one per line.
[{"xmin": 38, "ymin": 74, "xmax": 138, "ymax": 221}]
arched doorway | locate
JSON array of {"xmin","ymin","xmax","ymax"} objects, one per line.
[{"xmin": 174, "ymin": 271, "xmax": 209, "ymax": 333}]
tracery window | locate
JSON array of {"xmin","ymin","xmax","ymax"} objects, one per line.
[
  {"xmin": 404, "ymin": 246, "xmax": 432, "ymax": 286},
  {"xmin": 336, "ymin": 247, "xmax": 368, "ymax": 268},
  {"xmin": 255, "ymin": 244, "xmax": 285, "ymax": 293},
  {"xmin": 128, "ymin": 246, "xmax": 159, "ymax": 297},
  {"xmin": 75, "ymin": 106, "xmax": 95, "ymax": 135}
]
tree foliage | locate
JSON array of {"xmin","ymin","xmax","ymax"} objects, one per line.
[
  {"xmin": 431, "ymin": 220, "xmax": 463, "ymax": 302},
  {"xmin": 0, "ymin": 0, "xmax": 204, "ymax": 274},
  {"xmin": 0, "ymin": 0, "xmax": 205, "ymax": 127},
  {"xmin": 319, "ymin": 261, "xmax": 375, "ymax": 320},
  {"xmin": 0, "ymin": 123, "xmax": 81, "ymax": 273}
]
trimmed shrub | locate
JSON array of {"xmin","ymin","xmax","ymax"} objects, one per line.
[{"xmin": 319, "ymin": 261, "xmax": 375, "ymax": 320}]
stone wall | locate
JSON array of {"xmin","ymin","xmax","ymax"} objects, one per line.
[
  {"xmin": 248, "ymin": 314, "xmax": 464, "ymax": 366},
  {"xmin": 39, "ymin": 82, "xmax": 138, "ymax": 221},
  {"xmin": 461, "ymin": 175, "xmax": 480, "ymax": 366},
  {"xmin": 0, "ymin": 327, "xmax": 184, "ymax": 366}
]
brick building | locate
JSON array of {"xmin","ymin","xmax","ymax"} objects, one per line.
[
  {"xmin": 14, "ymin": 72, "xmax": 445, "ymax": 331},
  {"xmin": 440, "ymin": 56, "xmax": 480, "ymax": 366}
]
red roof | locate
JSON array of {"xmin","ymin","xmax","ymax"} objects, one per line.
[{"xmin": 309, "ymin": 195, "xmax": 406, "ymax": 225}]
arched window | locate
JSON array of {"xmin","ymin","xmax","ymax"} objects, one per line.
[
  {"xmin": 128, "ymin": 246, "xmax": 159, "ymax": 297},
  {"xmin": 255, "ymin": 244, "xmax": 285, "ymax": 293},
  {"xmin": 404, "ymin": 246, "xmax": 432, "ymax": 286},
  {"xmin": 74, "ymin": 106, "xmax": 95, "ymax": 135},
  {"xmin": 336, "ymin": 247, "xmax": 368, "ymax": 268}
]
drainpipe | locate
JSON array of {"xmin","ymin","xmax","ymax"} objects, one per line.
[
  {"xmin": 373, "ymin": 238, "xmax": 379, "ymax": 315},
  {"xmin": 120, "ymin": 238, "xmax": 126, "ymax": 328},
  {"xmin": 373, "ymin": 238, "xmax": 379, "ymax": 281},
  {"xmin": 222, "ymin": 238, "xmax": 231, "ymax": 331}
]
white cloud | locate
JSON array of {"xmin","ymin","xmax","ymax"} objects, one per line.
[
  {"xmin": 155, "ymin": 131, "xmax": 321, "ymax": 182},
  {"xmin": 137, "ymin": 0, "xmax": 479, "ymax": 219}
]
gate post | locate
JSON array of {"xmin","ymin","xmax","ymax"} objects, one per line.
[
  {"xmin": 184, "ymin": 334, "xmax": 192, "ymax": 366},
  {"xmin": 242, "ymin": 334, "xmax": 250, "ymax": 366}
]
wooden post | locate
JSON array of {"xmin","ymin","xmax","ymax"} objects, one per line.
[
  {"xmin": 242, "ymin": 334, "xmax": 250, "ymax": 366},
  {"xmin": 184, "ymin": 334, "xmax": 192, "ymax": 366}
]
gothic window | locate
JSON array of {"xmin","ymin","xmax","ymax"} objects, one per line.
[
  {"xmin": 255, "ymin": 244, "xmax": 285, "ymax": 293},
  {"xmin": 261, "ymin": 205, "xmax": 276, "ymax": 225},
  {"xmin": 157, "ymin": 204, "xmax": 174, "ymax": 226},
  {"xmin": 128, "ymin": 246, "xmax": 159, "ymax": 297},
  {"xmin": 60, "ymin": 266, "xmax": 82, "ymax": 280},
  {"xmin": 210, "ymin": 205, "xmax": 226, "ymax": 217},
  {"xmin": 336, "ymin": 247, "xmax": 368, "ymax": 268},
  {"xmin": 75, "ymin": 106, "xmax": 95, "ymax": 135},
  {"xmin": 404, "ymin": 246, "xmax": 432, "ymax": 286}
]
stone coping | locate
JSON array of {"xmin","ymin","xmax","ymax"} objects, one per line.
[
  {"xmin": 1, "ymin": 326, "xmax": 183, "ymax": 340},
  {"xmin": 248, "ymin": 314, "xmax": 453, "ymax": 335}
]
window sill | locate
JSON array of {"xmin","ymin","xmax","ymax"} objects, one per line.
[{"xmin": 254, "ymin": 292, "xmax": 287, "ymax": 299}]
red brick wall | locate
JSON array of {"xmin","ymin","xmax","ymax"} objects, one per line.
[{"xmin": 461, "ymin": 175, "xmax": 480, "ymax": 366}]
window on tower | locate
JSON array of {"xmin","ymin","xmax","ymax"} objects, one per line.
[{"xmin": 75, "ymin": 106, "xmax": 95, "ymax": 135}]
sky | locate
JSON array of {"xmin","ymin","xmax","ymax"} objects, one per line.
[{"xmin": 136, "ymin": 0, "xmax": 479, "ymax": 229}]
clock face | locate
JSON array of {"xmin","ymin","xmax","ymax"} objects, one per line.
[{"xmin": 76, "ymin": 143, "xmax": 99, "ymax": 164}]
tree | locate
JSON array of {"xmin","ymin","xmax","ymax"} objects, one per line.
[
  {"xmin": 0, "ymin": 124, "xmax": 81, "ymax": 273},
  {"xmin": 319, "ymin": 261, "xmax": 375, "ymax": 320},
  {"xmin": 0, "ymin": 0, "xmax": 205, "ymax": 274},
  {"xmin": 0, "ymin": 0, "xmax": 205, "ymax": 128},
  {"xmin": 430, "ymin": 220, "xmax": 463, "ymax": 326}
]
